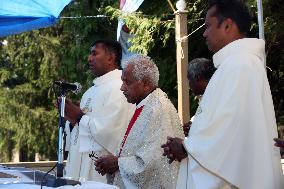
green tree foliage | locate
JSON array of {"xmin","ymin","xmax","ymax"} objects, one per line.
[
  {"xmin": 0, "ymin": 30, "xmax": 62, "ymax": 161},
  {"xmin": 262, "ymin": 0, "xmax": 284, "ymax": 126},
  {"xmin": 105, "ymin": 0, "xmax": 284, "ymax": 122},
  {"xmin": 0, "ymin": 0, "xmax": 283, "ymax": 162},
  {"xmin": 0, "ymin": 0, "xmax": 119, "ymax": 162},
  {"xmin": 105, "ymin": 0, "xmax": 209, "ymax": 110}
]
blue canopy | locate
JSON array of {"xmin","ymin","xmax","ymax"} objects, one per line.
[{"xmin": 0, "ymin": 0, "xmax": 72, "ymax": 38}]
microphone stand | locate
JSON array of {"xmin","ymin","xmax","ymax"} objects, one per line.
[
  {"xmin": 57, "ymin": 88, "xmax": 65, "ymax": 177},
  {"xmin": 46, "ymin": 88, "xmax": 80, "ymax": 187}
]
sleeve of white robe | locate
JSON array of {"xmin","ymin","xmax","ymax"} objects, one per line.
[
  {"xmin": 184, "ymin": 54, "xmax": 283, "ymax": 188},
  {"xmin": 78, "ymin": 86, "xmax": 133, "ymax": 155},
  {"xmin": 64, "ymin": 121, "xmax": 71, "ymax": 152}
]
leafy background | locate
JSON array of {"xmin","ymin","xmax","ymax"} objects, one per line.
[{"xmin": 0, "ymin": 0, "xmax": 283, "ymax": 162}]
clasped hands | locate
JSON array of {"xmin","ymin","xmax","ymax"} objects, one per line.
[
  {"xmin": 161, "ymin": 136, "xmax": 187, "ymax": 163},
  {"xmin": 95, "ymin": 155, "xmax": 119, "ymax": 176},
  {"xmin": 274, "ymin": 138, "xmax": 284, "ymax": 157},
  {"xmin": 161, "ymin": 121, "xmax": 190, "ymax": 163}
]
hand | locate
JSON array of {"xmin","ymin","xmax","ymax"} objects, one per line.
[
  {"xmin": 274, "ymin": 138, "xmax": 284, "ymax": 156},
  {"xmin": 95, "ymin": 155, "xmax": 119, "ymax": 176},
  {"xmin": 183, "ymin": 121, "xmax": 192, "ymax": 137},
  {"xmin": 56, "ymin": 98, "xmax": 82, "ymax": 124},
  {"xmin": 161, "ymin": 136, "xmax": 187, "ymax": 163},
  {"xmin": 161, "ymin": 144, "xmax": 175, "ymax": 164}
]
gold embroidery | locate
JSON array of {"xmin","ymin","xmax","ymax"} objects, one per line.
[{"xmin": 82, "ymin": 98, "xmax": 92, "ymax": 113}]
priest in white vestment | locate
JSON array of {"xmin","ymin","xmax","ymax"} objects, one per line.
[
  {"xmin": 94, "ymin": 54, "xmax": 184, "ymax": 189},
  {"xmin": 162, "ymin": 1, "xmax": 284, "ymax": 189},
  {"xmin": 63, "ymin": 40, "xmax": 135, "ymax": 182},
  {"xmin": 183, "ymin": 58, "xmax": 216, "ymax": 137}
]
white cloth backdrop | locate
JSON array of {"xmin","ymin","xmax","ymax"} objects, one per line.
[{"xmin": 117, "ymin": 0, "xmax": 144, "ymax": 41}]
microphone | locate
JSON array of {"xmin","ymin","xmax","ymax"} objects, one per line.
[{"xmin": 54, "ymin": 81, "xmax": 82, "ymax": 94}]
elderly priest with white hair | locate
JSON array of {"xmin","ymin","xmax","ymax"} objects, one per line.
[{"xmin": 94, "ymin": 54, "xmax": 183, "ymax": 189}]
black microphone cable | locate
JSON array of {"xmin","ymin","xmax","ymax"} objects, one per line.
[{"xmin": 40, "ymin": 162, "xmax": 58, "ymax": 189}]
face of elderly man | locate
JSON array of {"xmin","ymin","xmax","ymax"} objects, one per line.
[{"xmin": 120, "ymin": 64, "xmax": 147, "ymax": 104}]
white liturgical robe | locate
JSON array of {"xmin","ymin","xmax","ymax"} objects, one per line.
[
  {"xmin": 113, "ymin": 88, "xmax": 184, "ymax": 189},
  {"xmin": 181, "ymin": 38, "xmax": 284, "ymax": 189},
  {"xmin": 65, "ymin": 69, "xmax": 135, "ymax": 182}
]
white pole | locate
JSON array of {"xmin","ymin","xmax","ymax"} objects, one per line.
[
  {"xmin": 256, "ymin": 0, "xmax": 266, "ymax": 70},
  {"xmin": 256, "ymin": 0, "xmax": 265, "ymax": 40}
]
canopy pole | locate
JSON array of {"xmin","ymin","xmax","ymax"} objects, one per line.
[
  {"xmin": 257, "ymin": 0, "xmax": 265, "ymax": 40},
  {"xmin": 175, "ymin": 10, "xmax": 190, "ymax": 124},
  {"xmin": 257, "ymin": 0, "xmax": 266, "ymax": 70}
]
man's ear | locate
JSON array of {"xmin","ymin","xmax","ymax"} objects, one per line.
[
  {"xmin": 107, "ymin": 52, "xmax": 116, "ymax": 65},
  {"xmin": 221, "ymin": 18, "xmax": 233, "ymax": 32},
  {"xmin": 142, "ymin": 78, "xmax": 152, "ymax": 91}
]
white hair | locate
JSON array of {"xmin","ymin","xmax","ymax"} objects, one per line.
[{"xmin": 122, "ymin": 54, "xmax": 159, "ymax": 86}]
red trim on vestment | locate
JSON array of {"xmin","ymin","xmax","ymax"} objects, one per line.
[{"xmin": 118, "ymin": 105, "xmax": 144, "ymax": 157}]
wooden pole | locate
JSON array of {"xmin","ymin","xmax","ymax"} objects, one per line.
[{"xmin": 175, "ymin": 11, "xmax": 190, "ymax": 124}]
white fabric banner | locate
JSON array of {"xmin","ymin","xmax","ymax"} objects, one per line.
[{"xmin": 117, "ymin": 0, "xmax": 144, "ymax": 40}]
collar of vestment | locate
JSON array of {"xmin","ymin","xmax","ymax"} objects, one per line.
[
  {"xmin": 92, "ymin": 69, "xmax": 121, "ymax": 86},
  {"xmin": 213, "ymin": 38, "xmax": 265, "ymax": 69},
  {"xmin": 136, "ymin": 88, "xmax": 160, "ymax": 108}
]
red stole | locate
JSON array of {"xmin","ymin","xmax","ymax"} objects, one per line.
[{"xmin": 118, "ymin": 105, "xmax": 144, "ymax": 157}]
